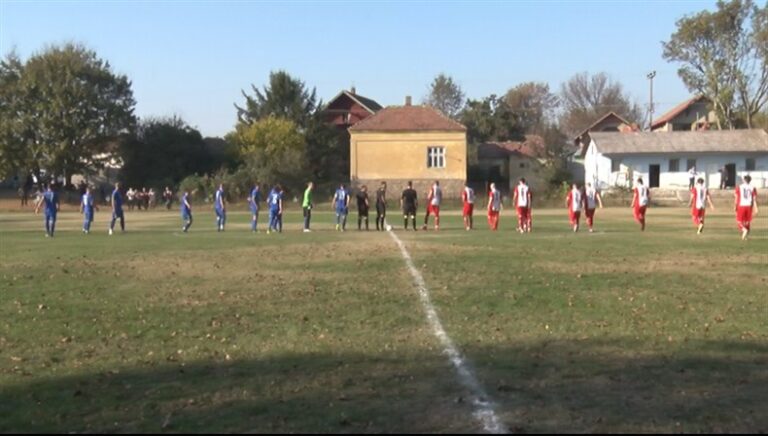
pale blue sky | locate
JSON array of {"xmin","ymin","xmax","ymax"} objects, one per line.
[{"xmin": 1, "ymin": 0, "xmax": 717, "ymax": 137}]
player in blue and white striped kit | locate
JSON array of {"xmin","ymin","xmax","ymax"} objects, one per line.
[
  {"xmin": 249, "ymin": 183, "xmax": 262, "ymax": 232},
  {"xmin": 214, "ymin": 184, "xmax": 226, "ymax": 232},
  {"xmin": 333, "ymin": 183, "xmax": 350, "ymax": 232},
  {"xmin": 34, "ymin": 182, "xmax": 60, "ymax": 238},
  {"xmin": 109, "ymin": 182, "xmax": 125, "ymax": 235},
  {"xmin": 80, "ymin": 186, "xmax": 97, "ymax": 234},
  {"xmin": 181, "ymin": 190, "xmax": 193, "ymax": 233},
  {"xmin": 267, "ymin": 184, "xmax": 283, "ymax": 234}
]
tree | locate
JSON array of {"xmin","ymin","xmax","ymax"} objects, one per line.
[
  {"xmin": 120, "ymin": 116, "xmax": 214, "ymax": 188},
  {"xmin": 0, "ymin": 51, "xmax": 26, "ymax": 179},
  {"xmin": 459, "ymin": 95, "xmax": 525, "ymax": 146},
  {"xmin": 663, "ymin": 0, "xmax": 768, "ymax": 129},
  {"xmin": 235, "ymin": 70, "xmax": 319, "ymax": 127},
  {"xmin": 422, "ymin": 74, "xmax": 466, "ymax": 119},
  {"xmin": 504, "ymin": 82, "xmax": 559, "ymax": 133},
  {"xmin": 0, "ymin": 43, "xmax": 136, "ymax": 183},
  {"xmin": 230, "ymin": 116, "xmax": 308, "ymax": 193},
  {"xmin": 559, "ymin": 72, "xmax": 642, "ymax": 136}
]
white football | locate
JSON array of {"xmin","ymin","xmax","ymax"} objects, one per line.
[{"xmin": 386, "ymin": 225, "xmax": 392, "ymax": 231}]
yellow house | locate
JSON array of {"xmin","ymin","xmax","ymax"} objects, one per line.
[{"xmin": 348, "ymin": 98, "xmax": 467, "ymax": 197}]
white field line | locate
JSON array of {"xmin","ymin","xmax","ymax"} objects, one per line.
[{"xmin": 387, "ymin": 230, "xmax": 509, "ymax": 434}]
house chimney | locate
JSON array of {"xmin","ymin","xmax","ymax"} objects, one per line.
[
  {"xmin": 405, "ymin": 96, "xmax": 412, "ymax": 106},
  {"xmin": 350, "ymin": 86, "xmax": 356, "ymax": 95}
]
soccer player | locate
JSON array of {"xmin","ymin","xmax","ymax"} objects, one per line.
[
  {"xmin": 109, "ymin": 182, "xmax": 125, "ymax": 235},
  {"xmin": 422, "ymin": 180, "xmax": 442, "ymax": 231},
  {"xmin": 688, "ymin": 177, "xmax": 715, "ymax": 235},
  {"xmin": 375, "ymin": 181, "xmax": 387, "ymax": 231},
  {"xmin": 356, "ymin": 185, "xmax": 370, "ymax": 231},
  {"xmin": 487, "ymin": 182, "xmax": 502, "ymax": 231},
  {"xmin": 566, "ymin": 182, "xmax": 585, "ymax": 232},
  {"xmin": 302, "ymin": 181, "xmax": 314, "ymax": 232},
  {"xmin": 735, "ymin": 175, "xmax": 759, "ymax": 240},
  {"xmin": 249, "ymin": 183, "xmax": 262, "ymax": 233},
  {"xmin": 34, "ymin": 182, "xmax": 60, "ymax": 237},
  {"xmin": 401, "ymin": 181, "xmax": 418, "ymax": 231},
  {"xmin": 462, "ymin": 182, "xmax": 475, "ymax": 231},
  {"xmin": 181, "ymin": 190, "xmax": 193, "ymax": 233},
  {"xmin": 584, "ymin": 182, "xmax": 604, "ymax": 233},
  {"xmin": 267, "ymin": 184, "xmax": 283, "ymax": 234},
  {"xmin": 214, "ymin": 183, "xmax": 226, "ymax": 232},
  {"xmin": 513, "ymin": 178, "xmax": 532, "ymax": 233},
  {"xmin": 333, "ymin": 183, "xmax": 350, "ymax": 232},
  {"xmin": 630, "ymin": 177, "xmax": 650, "ymax": 231},
  {"xmin": 80, "ymin": 186, "xmax": 98, "ymax": 234}
]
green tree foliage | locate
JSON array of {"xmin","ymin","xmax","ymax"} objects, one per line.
[
  {"xmin": 504, "ymin": 82, "xmax": 559, "ymax": 134},
  {"xmin": 230, "ymin": 116, "xmax": 309, "ymax": 194},
  {"xmin": 0, "ymin": 43, "xmax": 136, "ymax": 182},
  {"xmin": 235, "ymin": 70, "xmax": 319, "ymax": 127},
  {"xmin": 662, "ymin": 0, "xmax": 768, "ymax": 129},
  {"xmin": 120, "ymin": 116, "xmax": 213, "ymax": 188},
  {"xmin": 422, "ymin": 73, "xmax": 466, "ymax": 119},
  {"xmin": 459, "ymin": 95, "xmax": 525, "ymax": 146},
  {"xmin": 559, "ymin": 72, "xmax": 642, "ymax": 136}
]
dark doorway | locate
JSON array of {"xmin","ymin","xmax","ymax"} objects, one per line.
[
  {"xmin": 725, "ymin": 163, "xmax": 737, "ymax": 188},
  {"xmin": 649, "ymin": 164, "xmax": 661, "ymax": 188}
]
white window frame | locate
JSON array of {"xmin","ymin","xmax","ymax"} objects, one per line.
[{"xmin": 427, "ymin": 146, "xmax": 446, "ymax": 169}]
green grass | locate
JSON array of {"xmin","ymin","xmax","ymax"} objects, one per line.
[{"xmin": 0, "ymin": 206, "xmax": 766, "ymax": 433}]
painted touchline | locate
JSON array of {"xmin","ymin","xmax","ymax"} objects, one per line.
[{"xmin": 388, "ymin": 229, "xmax": 509, "ymax": 434}]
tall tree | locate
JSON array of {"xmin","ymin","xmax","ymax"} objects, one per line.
[
  {"xmin": 230, "ymin": 116, "xmax": 308, "ymax": 193},
  {"xmin": 0, "ymin": 43, "xmax": 136, "ymax": 183},
  {"xmin": 663, "ymin": 0, "xmax": 768, "ymax": 129},
  {"xmin": 235, "ymin": 71, "xmax": 319, "ymax": 127},
  {"xmin": 0, "ymin": 51, "xmax": 26, "ymax": 179},
  {"xmin": 504, "ymin": 82, "xmax": 559, "ymax": 133},
  {"xmin": 460, "ymin": 95, "xmax": 525, "ymax": 145},
  {"xmin": 422, "ymin": 73, "xmax": 466, "ymax": 119},
  {"xmin": 559, "ymin": 72, "xmax": 642, "ymax": 136},
  {"xmin": 120, "ymin": 116, "xmax": 214, "ymax": 188}
]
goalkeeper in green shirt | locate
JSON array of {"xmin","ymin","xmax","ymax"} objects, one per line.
[{"xmin": 303, "ymin": 181, "xmax": 314, "ymax": 232}]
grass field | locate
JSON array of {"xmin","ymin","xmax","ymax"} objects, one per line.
[{"xmin": 1, "ymin": 205, "xmax": 766, "ymax": 433}]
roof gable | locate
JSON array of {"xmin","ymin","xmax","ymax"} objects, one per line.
[
  {"xmin": 574, "ymin": 112, "xmax": 631, "ymax": 140},
  {"xmin": 478, "ymin": 135, "xmax": 546, "ymax": 159},
  {"xmin": 590, "ymin": 129, "xmax": 768, "ymax": 154},
  {"xmin": 348, "ymin": 105, "xmax": 467, "ymax": 132},
  {"xmin": 651, "ymin": 95, "xmax": 709, "ymax": 129},
  {"xmin": 325, "ymin": 90, "xmax": 382, "ymax": 114}
]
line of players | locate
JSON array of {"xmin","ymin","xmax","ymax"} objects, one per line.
[{"xmin": 33, "ymin": 174, "xmax": 760, "ymax": 240}]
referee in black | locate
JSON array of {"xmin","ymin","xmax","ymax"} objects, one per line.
[
  {"xmin": 376, "ymin": 181, "xmax": 387, "ymax": 231},
  {"xmin": 401, "ymin": 181, "xmax": 418, "ymax": 231}
]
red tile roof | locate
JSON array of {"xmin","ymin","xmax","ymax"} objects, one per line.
[
  {"xmin": 348, "ymin": 105, "xmax": 467, "ymax": 132},
  {"xmin": 478, "ymin": 135, "xmax": 546, "ymax": 160},
  {"xmin": 651, "ymin": 95, "xmax": 708, "ymax": 129}
]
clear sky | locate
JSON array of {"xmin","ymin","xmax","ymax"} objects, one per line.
[{"xmin": 1, "ymin": 0, "xmax": 718, "ymax": 137}]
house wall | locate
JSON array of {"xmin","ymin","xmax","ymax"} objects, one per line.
[
  {"xmin": 586, "ymin": 141, "xmax": 768, "ymax": 189},
  {"xmin": 350, "ymin": 131, "xmax": 467, "ymax": 197},
  {"xmin": 508, "ymin": 155, "xmax": 547, "ymax": 192},
  {"xmin": 652, "ymin": 101, "xmax": 718, "ymax": 132}
]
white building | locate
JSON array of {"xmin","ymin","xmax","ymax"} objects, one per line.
[{"xmin": 584, "ymin": 130, "xmax": 768, "ymax": 190}]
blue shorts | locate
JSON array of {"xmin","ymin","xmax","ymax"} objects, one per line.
[
  {"xmin": 215, "ymin": 208, "xmax": 225, "ymax": 217},
  {"xmin": 336, "ymin": 207, "xmax": 348, "ymax": 215},
  {"xmin": 250, "ymin": 205, "xmax": 259, "ymax": 214},
  {"xmin": 113, "ymin": 210, "xmax": 124, "ymax": 219},
  {"xmin": 182, "ymin": 210, "xmax": 192, "ymax": 220}
]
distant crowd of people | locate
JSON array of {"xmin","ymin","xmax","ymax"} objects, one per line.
[{"xmin": 31, "ymin": 174, "xmax": 761, "ymax": 241}]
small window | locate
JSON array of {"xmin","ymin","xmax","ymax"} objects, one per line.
[
  {"xmin": 519, "ymin": 162, "xmax": 527, "ymax": 169},
  {"xmin": 669, "ymin": 159, "xmax": 680, "ymax": 172},
  {"xmin": 611, "ymin": 159, "xmax": 621, "ymax": 172},
  {"xmin": 687, "ymin": 159, "xmax": 697, "ymax": 170},
  {"xmin": 427, "ymin": 146, "xmax": 446, "ymax": 169},
  {"xmin": 746, "ymin": 158, "xmax": 756, "ymax": 171}
]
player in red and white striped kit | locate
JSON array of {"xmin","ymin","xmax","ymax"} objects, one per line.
[
  {"xmin": 584, "ymin": 182, "xmax": 604, "ymax": 233},
  {"xmin": 566, "ymin": 183, "xmax": 585, "ymax": 232},
  {"xmin": 630, "ymin": 177, "xmax": 650, "ymax": 231},
  {"xmin": 734, "ymin": 175, "xmax": 759, "ymax": 240},
  {"xmin": 688, "ymin": 177, "xmax": 715, "ymax": 235},
  {"xmin": 513, "ymin": 178, "xmax": 532, "ymax": 233},
  {"xmin": 462, "ymin": 182, "xmax": 475, "ymax": 231},
  {"xmin": 487, "ymin": 183, "xmax": 502, "ymax": 231}
]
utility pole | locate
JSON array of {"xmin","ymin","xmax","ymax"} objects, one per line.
[{"xmin": 647, "ymin": 71, "xmax": 656, "ymax": 131}]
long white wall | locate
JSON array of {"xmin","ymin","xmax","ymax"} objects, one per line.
[{"xmin": 585, "ymin": 140, "xmax": 768, "ymax": 189}]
